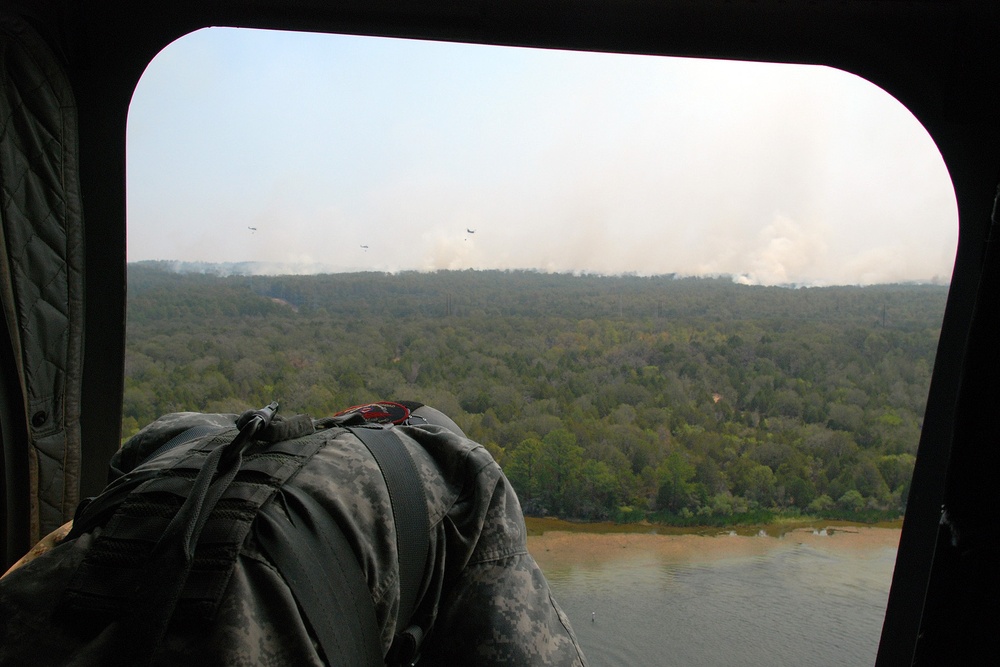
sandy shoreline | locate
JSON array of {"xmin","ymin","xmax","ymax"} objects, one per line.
[{"xmin": 527, "ymin": 525, "xmax": 902, "ymax": 570}]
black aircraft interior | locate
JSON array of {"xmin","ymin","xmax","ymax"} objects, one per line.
[{"xmin": 1, "ymin": 1, "xmax": 998, "ymax": 664}]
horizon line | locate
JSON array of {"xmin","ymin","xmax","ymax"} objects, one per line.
[{"xmin": 129, "ymin": 259, "xmax": 952, "ymax": 289}]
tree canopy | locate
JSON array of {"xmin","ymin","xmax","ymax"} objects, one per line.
[{"xmin": 124, "ymin": 262, "xmax": 946, "ymax": 524}]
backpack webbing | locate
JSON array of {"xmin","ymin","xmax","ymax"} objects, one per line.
[
  {"xmin": 62, "ymin": 421, "xmax": 430, "ymax": 666},
  {"xmin": 63, "ymin": 428, "xmax": 328, "ymax": 637}
]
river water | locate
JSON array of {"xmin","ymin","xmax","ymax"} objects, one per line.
[{"xmin": 528, "ymin": 527, "xmax": 900, "ymax": 667}]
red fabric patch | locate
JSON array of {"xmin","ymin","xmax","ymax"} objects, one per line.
[{"xmin": 333, "ymin": 401, "xmax": 411, "ymax": 424}]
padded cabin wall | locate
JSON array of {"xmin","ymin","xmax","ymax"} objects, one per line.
[{"xmin": 0, "ymin": 13, "xmax": 84, "ymax": 564}]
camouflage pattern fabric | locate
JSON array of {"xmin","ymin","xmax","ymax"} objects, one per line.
[{"xmin": 0, "ymin": 410, "xmax": 588, "ymax": 666}]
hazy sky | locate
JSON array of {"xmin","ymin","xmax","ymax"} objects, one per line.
[{"xmin": 127, "ymin": 28, "xmax": 958, "ymax": 286}]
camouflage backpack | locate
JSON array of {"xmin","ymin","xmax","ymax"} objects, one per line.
[{"xmin": 63, "ymin": 401, "xmax": 436, "ymax": 667}]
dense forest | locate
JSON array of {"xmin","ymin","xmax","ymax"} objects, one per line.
[{"xmin": 124, "ymin": 262, "xmax": 948, "ymax": 525}]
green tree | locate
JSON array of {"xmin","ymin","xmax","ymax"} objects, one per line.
[
  {"xmin": 580, "ymin": 460, "xmax": 618, "ymax": 518},
  {"xmin": 506, "ymin": 438, "xmax": 544, "ymax": 509},
  {"xmin": 837, "ymin": 489, "xmax": 865, "ymax": 512},
  {"xmin": 729, "ymin": 457, "xmax": 777, "ymax": 506},
  {"xmin": 655, "ymin": 452, "xmax": 697, "ymax": 512},
  {"xmin": 538, "ymin": 429, "xmax": 584, "ymax": 516}
]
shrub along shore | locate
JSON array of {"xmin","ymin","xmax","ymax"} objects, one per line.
[{"xmin": 524, "ymin": 515, "xmax": 904, "ymax": 538}]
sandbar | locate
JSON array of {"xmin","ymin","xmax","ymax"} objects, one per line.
[{"xmin": 527, "ymin": 524, "xmax": 901, "ymax": 570}]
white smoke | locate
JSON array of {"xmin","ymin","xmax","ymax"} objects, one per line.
[{"xmin": 127, "ymin": 29, "xmax": 958, "ymax": 286}]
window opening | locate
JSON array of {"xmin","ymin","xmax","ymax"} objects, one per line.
[{"xmin": 126, "ymin": 28, "xmax": 957, "ymax": 666}]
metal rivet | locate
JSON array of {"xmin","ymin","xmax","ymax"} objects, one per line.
[{"xmin": 31, "ymin": 411, "xmax": 47, "ymax": 427}]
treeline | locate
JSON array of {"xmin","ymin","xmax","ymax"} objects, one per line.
[{"xmin": 124, "ymin": 262, "xmax": 948, "ymax": 524}]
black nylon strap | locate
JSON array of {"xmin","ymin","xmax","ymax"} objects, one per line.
[
  {"xmin": 348, "ymin": 426, "xmax": 429, "ymax": 632},
  {"xmin": 255, "ymin": 483, "xmax": 382, "ymax": 667}
]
